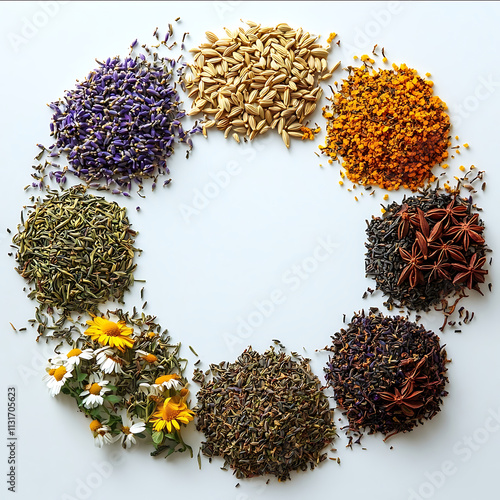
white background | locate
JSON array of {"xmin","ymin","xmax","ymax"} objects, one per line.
[{"xmin": 1, "ymin": 2, "xmax": 499, "ymax": 500}]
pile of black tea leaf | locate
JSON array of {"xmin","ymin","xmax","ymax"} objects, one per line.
[
  {"xmin": 12, "ymin": 186, "xmax": 138, "ymax": 317},
  {"xmin": 325, "ymin": 310, "xmax": 449, "ymax": 440},
  {"xmin": 195, "ymin": 346, "xmax": 336, "ymax": 481},
  {"xmin": 365, "ymin": 184, "xmax": 488, "ymax": 313}
]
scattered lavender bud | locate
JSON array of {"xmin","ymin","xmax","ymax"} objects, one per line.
[{"xmin": 44, "ymin": 31, "xmax": 200, "ymax": 194}]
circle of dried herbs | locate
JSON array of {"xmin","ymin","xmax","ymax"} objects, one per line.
[
  {"xmin": 12, "ymin": 186, "xmax": 138, "ymax": 315},
  {"xmin": 42, "ymin": 35, "xmax": 200, "ymax": 193},
  {"xmin": 44, "ymin": 308, "xmax": 194, "ymax": 457},
  {"xmin": 365, "ymin": 185, "xmax": 488, "ymax": 313},
  {"xmin": 325, "ymin": 310, "xmax": 449, "ymax": 440},
  {"xmin": 195, "ymin": 346, "xmax": 336, "ymax": 481}
]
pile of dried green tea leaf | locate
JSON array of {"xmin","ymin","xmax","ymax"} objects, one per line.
[
  {"xmin": 195, "ymin": 346, "xmax": 336, "ymax": 481},
  {"xmin": 12, "ymin": 186, "xmax": 138, "ymax": 317}
]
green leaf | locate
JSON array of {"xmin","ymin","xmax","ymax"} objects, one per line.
[
  {"xmin": 104, "ymin": 395, "xmax": 122, "ymax": 404},
  {"xmin": 61, "ymin": 387, "xmax": 70, "ymax": 395},
  {"xmin": 106, "ymin": 384, "xmax": 118, "ymax": 391},
  {"xmin": 152, "ymin": 431, "xmax": 164, "ymax": 445},
  {"xmin": 77, "ymin": 372, "xmax": 87, "ymax": 382}
]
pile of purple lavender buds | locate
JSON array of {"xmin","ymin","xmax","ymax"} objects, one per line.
[{"xmin": 47, "ymin": 45, "xmax": 200, "ymax": 193}]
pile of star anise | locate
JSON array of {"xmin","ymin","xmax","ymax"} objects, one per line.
[
  {"xmin": 365, "ymin": 188, "xmax": 488, "ymax": 311},
  {"xmin": 325, "ymin": 310, "xmax": 449, "ymax": 439}
]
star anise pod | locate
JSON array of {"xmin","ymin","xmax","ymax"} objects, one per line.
[
  {"xmin": 401, "ymin": 356, "xmax": 430, "ymax": 393},
  {"xmin": 429, "ymin": 239, "xmax": 466, "ymax": 263},
  {"xmin": 426, "ymin": 198, "xmax": 468, "ymax": 227},
  {"xmin": 421, "ymin": 256, "xmax": 452, "ymax": 283},
  {"xmin": 397, "ymin": 242, "xmax": 424, "ymax": 288},
  {"xmin": 452, "ymin": 252, "xmax": 487, "ymax": 291},
  {"xmin": 418, "ymin": 378, "xmax": 442, "ymax": 391},
  {"xmin": 445, "ymin": 213, "xmax": 485, "ymax": 251},
  {"xmin": 414, "ymin": 208, "xmax": 444, "ymax": 259},
  {"xmin": 378, "ymin": 384, "xmax": 424, "ymax": 417},
  {"xmin": 396, "ymin": 203, "xmax": 412, "ymax": 239}
]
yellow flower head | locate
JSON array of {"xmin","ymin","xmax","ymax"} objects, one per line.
[
  {"xmin": 84, "ymin": 317, "xmax": 134, "ymax": 352},
  {"xmin": 49, "ymin": 365, "xmax": 67, "ymax": 382},
  {"xmin": 149, "ymin": 397, "xmax": 194, "ymax": 434},
  {"xmin": 154, "ymin": 374, "xmax": 180, "ymax": 385},
  {"xmin": 142, "ymin": 353, "xmax": 158, "ymax": 363},
  {"xmin": 89, "ymin": 420, "xmax": 102, "ymax": 433}
]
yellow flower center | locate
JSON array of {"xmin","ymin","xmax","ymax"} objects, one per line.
[
  {"xmin": 67, "ymin": 348, "xmax": 82, "ymax": 358},
  {"xmin": 121, "ymin": 426, "xmax": 131, "ymax": 435},
  {"xmin": 53, "ymin": 366, "xmax": 67, "ymax": 382},
  {"xmin": 101, "ymin": 320, "xmax": 123, "ymax": 337},
  {"xmin": 143, "ymin": 353, "xmax": 157, "ymax": 363},
  {"xmin": 89, "ymin": 383, "xmax": 102, "ymax": 395},
  {"xmin": 162, "ymin": 401, "xmax": 183, "ymax": 422},
  {"xmin": 48, "ymin": 368, "xmax": 56, "ymax": 376},
  {"xmin": 147, "ymin": 332, "xmax": 157, "ymax": 338},
  {"xmin": 89, "ymin": 420, "xmax": 101, "ymax": 432},
  {"xmin": 155, "ymin": 374, "xmax": 180, "ymax": 385}
]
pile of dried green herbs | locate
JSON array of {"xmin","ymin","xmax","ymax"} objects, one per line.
[
  {"xmin": 195, "ymin": 346, "xmax": 336, "ymax": 481},
  {"xmin": 325, "ymin": 310, "xmax": 449, "ymax": 441},
  {"xmin": 12, "ymin": 186, "xmax": 138, "ymax": 323}
]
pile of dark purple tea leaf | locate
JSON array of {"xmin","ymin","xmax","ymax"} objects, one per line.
[
  {"xmin": 195, "ymin": 346, "xmax": 336, "ymax": 481},
  {"xmin": 35, "ymin": 26, "xmax": 201, "ymax": 195},
  {"xmin": 12, "ymin": 186, "xmax": 138, "ymax": 335},
  {"xmin": 365, "ymin": 170, "xmax": 489, "ymax": 323},
  {"xmin": 325, "ymin": 310, "xmax": 449, "ymax": 441}
]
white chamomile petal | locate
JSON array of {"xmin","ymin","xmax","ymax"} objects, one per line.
[{"xmin": 43, "ymin": 365, "xmax": 74, "ymax": 397}]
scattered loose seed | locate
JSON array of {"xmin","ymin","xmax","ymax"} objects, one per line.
[{"xmin": 184, "ymin": 21, "xmax": 339, "ymax": 148}]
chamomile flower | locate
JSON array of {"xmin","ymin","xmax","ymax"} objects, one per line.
[
  {"xmin": 64, "ymin": 348, "xmax": 94, "ymax": 366},
  {"xmin": 149, "ymin": 396, "xmax": 194, "ymax": 433},
  {"xmin": 80, "ymin": 376, "xmax": 111, "ymax": 409},
  {"xmin": 139, "ymin": 374, "xmax": 182, "ymax": 395},
  {"xmin": 95, "ymin": 346, "xmax": 124, "ymax": 374},
  {"xmin": 43, "ymin": 364, "xmax": 74, "ymax": 396},
  {"xmin": 152, "ymin": 373, "xmax": 182, "ymax": 392},
  {"xmin": 135, "ymin": 350, "xmax": 159, "ymax": 365},
  {"xmin": 119, "ymin": 417, "xmax": 146, "ymax": 449},
  {"xmin": 84, "ymin": 316, "xmax": 135, "ymax": 352},
  {"xmin": 89, "ymin": 420, "xmax": 117, "ymax": 448},
  {"xmin": 138, "ymin": 382, "xmax": 152, "ymax": 395}
]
